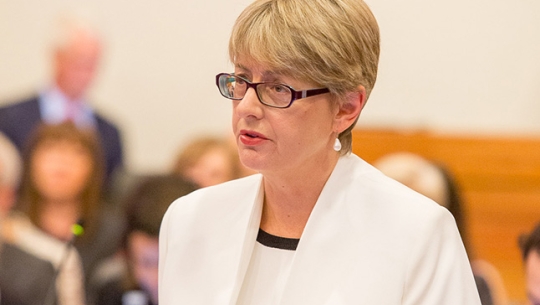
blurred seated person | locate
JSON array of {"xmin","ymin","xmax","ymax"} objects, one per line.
[
  {"xmin": 0, "ymin": 240, "xmax": 59, "ymax": 305},
  {"xmin": 0, "ymin": 133, "xmax": 60, "ymax": 305},
  {"xmin": 374, "ymin": 152, "xmax": 508, "ymax": 305},
  {"xmin": 2, "ymin": 122, "xmax": 124, "ymax": 304},
  {"xmin": 519, "ymin": 222, "xmax": 540, "ymax": 305},
  {"xmin": 1, "ymin": 215, "xmax": 83, "ymax": 305},
  {"xmin": 0, "ymin": 132, "xmax": 22, "ymax": 217},
  {"xmin": 0, "ymin": 16, "xmax": 123, "ymax": 185},
  {"xmin": 171, "ymin": 135, "xmax": 244, "ymax": 188},
  {"xmin": 94, "ymin": 175, "xmax": 197, "ymax": 305}
]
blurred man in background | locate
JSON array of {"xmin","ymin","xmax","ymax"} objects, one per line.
[{"xmin": 0, "ymin": 17, "xmax": 123, "ymax": 185}]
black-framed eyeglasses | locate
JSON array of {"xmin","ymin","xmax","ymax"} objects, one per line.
[{"xmin": 216, "ymin": 73, "xmax": 330, "ymax": 109}]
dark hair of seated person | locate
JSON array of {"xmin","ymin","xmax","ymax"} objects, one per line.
[{"xmin": 96, "ymin": 174, "xmax": 198, "ymax": 305}]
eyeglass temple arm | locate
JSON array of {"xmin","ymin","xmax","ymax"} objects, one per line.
[{"xmin": 293, "ymin": 88, "xmax": 330, "ymax": 99}]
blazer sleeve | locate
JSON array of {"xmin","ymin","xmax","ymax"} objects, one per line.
[{"xmin": 402, "ymin": 207, "xmax": 481, "ymax": 305}]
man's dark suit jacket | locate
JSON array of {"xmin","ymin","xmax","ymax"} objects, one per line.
[{"xmin": 0, "ymin": 95, "xmax": 124, "ymax": 184}]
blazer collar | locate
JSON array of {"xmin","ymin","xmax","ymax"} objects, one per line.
[
  {"xmin": 278, "ymin": 154, "xmax": 361, "ymax": 304},
  {"xmin": 228, "ymin": 155, "xmax": 367, "ymax": 304}
]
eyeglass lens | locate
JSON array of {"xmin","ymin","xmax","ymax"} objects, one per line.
[{"xmin": 219, "ymin": 74, "xmax": 292, "ymax": 107}]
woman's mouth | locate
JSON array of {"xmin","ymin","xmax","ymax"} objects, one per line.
[{"xmin": 239, "ymin": 130, "xmax": 267, "ymax": 145}]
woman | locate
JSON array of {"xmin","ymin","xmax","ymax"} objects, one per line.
[
  {"xmin": 374, "ymin": 152, "xmax": 507, "ymax": 305},
  {"xmin": 95, "ymin": 175, "xmax": 197, "ymax": 305},
  {"xmin": 171, "ymin": 135, "xmax": 243, "ymax": 188},
  {"xmin": 159, "ymin": 0, "xmax": 481, "ymax": 304},
  {"xmin": 2, "ymin": 122, "xmax": 124, "ymax": 304}
]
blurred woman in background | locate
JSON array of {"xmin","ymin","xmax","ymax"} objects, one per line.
[
  {"xmin": 95, "ymin": 175, "xmax": 198, "ymax": 305},
  {"xmin": 2, "ymin": 122, "xmax": 124, "ymax": 305},
  {"xmin": 171, "ymin": 135, "xmax": 244, "ymax": 188},
  {"xmin": 374, "ymin": 152, "xmax": 508, "ymax": 305}
]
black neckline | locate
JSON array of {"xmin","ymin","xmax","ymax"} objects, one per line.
[{"xmin": 256, "ymin": 228, "xmax": 299, "ymax": 251}]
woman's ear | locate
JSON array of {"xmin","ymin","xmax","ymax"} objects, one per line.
[{"xmin": 333, "ymin": 85, "xmax": 367, "ymax": 133}]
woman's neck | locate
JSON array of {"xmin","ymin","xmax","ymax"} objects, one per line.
[
  {"xmin": 260, "ymin": 153, "xmax": 340, "ymax": 239},
  {"xmin": 39, "ymin": 199, "xmax": 81, "ymax": 242}
]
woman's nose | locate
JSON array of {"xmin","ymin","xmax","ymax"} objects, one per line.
[{"xmin": 234, "ymin": 87, "xmax": 264, "ymax": 119}]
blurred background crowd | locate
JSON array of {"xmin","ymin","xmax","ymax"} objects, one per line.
[
  {"xmin": 1, "ymin": 1, "xmax": 539, "ymax": 305},
  {"xmin": 0, "ymin": 18, "xmax": 256, "ymax": 305}
]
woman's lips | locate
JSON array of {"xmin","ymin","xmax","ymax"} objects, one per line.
[{"xmin": 239, "ymin": 130, "xmax": 268, "ymax": 146}]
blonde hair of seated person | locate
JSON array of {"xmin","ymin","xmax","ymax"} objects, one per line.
[
  {"xmin": 374, "ymin": 153, "xmax": 465, "ymax": 236},
  {"xmin": 374, "ymin": 151, "xmax": 508, "ymax": 305},
  {"xmin": 172, "ymin": 136, "xmax": 243, "ymax": 188}
]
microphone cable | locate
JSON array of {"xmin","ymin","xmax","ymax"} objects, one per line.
[{"xmin": 43, "ymin": 222, "xmax": 85, "ymax": 305}]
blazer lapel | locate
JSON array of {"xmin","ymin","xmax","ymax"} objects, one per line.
[
  {"xmin": 279, "ymin": 155, "xmax": 371, "ymax": 304},
  {"xmin": 160, "ymin": 175, "xmax": 264, "ymax": 304},
  {"xmin": 228, "ymin": 178, "xmax": 264, "ymax": 304}
]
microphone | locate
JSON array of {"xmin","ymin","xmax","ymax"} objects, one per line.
[
  {"xmin": 71, "ymin": 222, "xmax": 85, "ymax": 239},
  {"xmin": 43, "ymin": 221, "xmax": 85, "ymax": 305}
]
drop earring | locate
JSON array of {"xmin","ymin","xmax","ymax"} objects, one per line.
[{"xmin": 333, "ymin": 138, "xmax": 342, "ymax": 152}]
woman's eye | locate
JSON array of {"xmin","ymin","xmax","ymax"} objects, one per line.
[
  {"xmin": 236, "ymin": 78, "xmax": 246, "ymax": 85},
  {"xmin": 271, "ymin": 84, "xmax": 287, "ymax": 93}
]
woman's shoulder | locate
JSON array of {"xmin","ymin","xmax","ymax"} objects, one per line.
[
  {"xmin": 176, "ymin": 173, "xmax": 261, "ymax": 200},
  {"xmin": 159, "ymin": 174, "xmax": 264, "ymax": 250},
  {"xmin": 165, "ymin": 173, "xmax": 263, "ymax": 219},
  {"xmin": 341, "ymin": 154, "xmax": 453, "ymax": 230}
]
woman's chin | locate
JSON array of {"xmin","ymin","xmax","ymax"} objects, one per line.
[{"xmin": 239, "ymin": 151, "xmax": 266, "ymax": 173}]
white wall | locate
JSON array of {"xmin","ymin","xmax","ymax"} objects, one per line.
[
  {"xmin": 363, "ymin": 0, "xmax": 540, "ymax": 134},
  {"xmin": 1, "ymin": 0, "xmax": 539, "ymax": 173}
]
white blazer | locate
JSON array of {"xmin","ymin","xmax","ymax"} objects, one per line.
[{"xmin": 159, "ymin": 154, "xmax": 481, "ymax": 304}]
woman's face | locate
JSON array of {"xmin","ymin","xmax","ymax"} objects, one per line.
[
  {"xmin": 31, "ymin": 140, "xmax": 93, "ymax": 202},
  {"xmin": 184, "ymin": 147, "xmax": 234, "ymax": 188},
  {"xmin": 128, "ymin": 231, "xmax": 159, "ymax": 305},
  {"xmin": 232, "ymin": 59, "xmax": 339, "ymax": 176}
]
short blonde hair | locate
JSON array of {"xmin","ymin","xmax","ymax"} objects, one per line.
[{"xmin": 229, "ymin": 0, "xmax": 380, "ymax": 154}]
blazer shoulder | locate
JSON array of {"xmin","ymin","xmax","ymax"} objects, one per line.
[
  {"xmin": 166, "ymin": 174, "xmax": 262, "ymax": 222},
  {"xmin": 178, "ymin": 174, "xmax": 261, "ymax": 204},
  {"xmin": 345, "ymin": 155, "xmax": 452, "ymax": 234}
]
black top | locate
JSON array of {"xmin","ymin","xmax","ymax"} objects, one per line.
[{"xmin": 256, "ymin": 228, "xmax": 300, "ymax": 251}]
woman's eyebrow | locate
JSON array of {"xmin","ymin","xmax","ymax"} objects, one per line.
[
  {"xmin": 235, "ymin": 63, "xmax": 250, "ymax": 72},
  {"xmin": 234, "ymin": 64, "xmax": 290, "ymax": 83}
]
